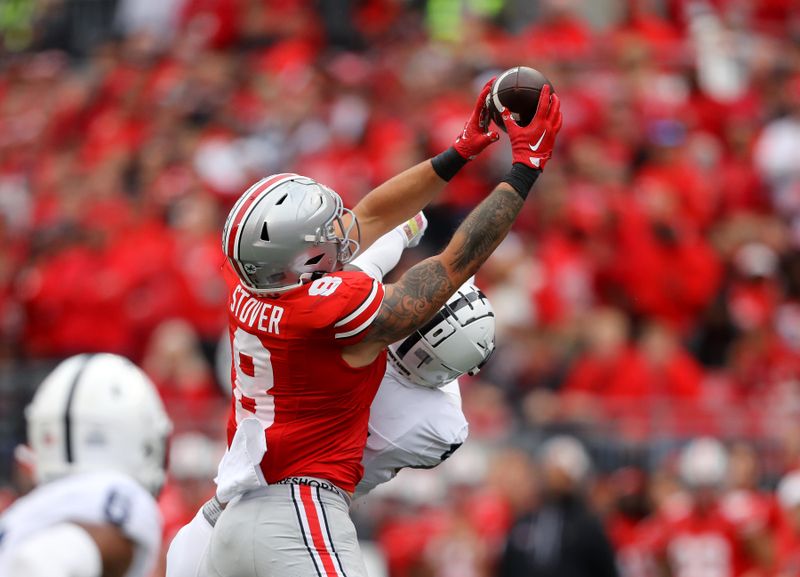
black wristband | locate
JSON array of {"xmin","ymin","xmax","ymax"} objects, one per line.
[
  {"xmin": 431, "ymin": 147, "xmax": 468, "ymax": 182},
  {"xmin": 501, "ymin": 163, "xmax": 541, "ymax": 200}
]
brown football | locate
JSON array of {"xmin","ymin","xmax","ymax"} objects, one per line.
[{"xmin": 487, "ymin": 66, "xmax": 553, "ymax": 132}]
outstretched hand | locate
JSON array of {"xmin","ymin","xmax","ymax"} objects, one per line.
[
  {"xmin": 453, "ymin": 78, "xmax": 501, "ymax": 160},
  {"xmin": 501, "ymin": 84, "xmax": 563, "ymax": 171}
]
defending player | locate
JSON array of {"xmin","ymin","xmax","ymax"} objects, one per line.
[
  {"xmin": 0, "ymin": 353, "xmax": 172, "ymax": 577},
  {"xmin": 166, "ymin": 217, "xmax": 496, "ymax": 577},
  {"xmin": 207, "ymin": 83, "xmax": 561, "ymax": 577},
  {"xmin": 345, "ymin": 213, "xmax": 495, "ymax": 497},
  {"xmin": 356, "ymin": 280, "xmax": 494, "ymax": 497}
]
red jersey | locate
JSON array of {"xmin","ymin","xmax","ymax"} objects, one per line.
[
  {"xmin": 607, "ymin": 515, "xmax": 660, "ymax": 577},
  {"xmin": 775, "ymin": 515, "xmax": 800, "ymax": 577},
  {"xmin": 720, "ymin": 489, "xmax": 780, "ymax": 536},
  {"xmin": 223, "ymin": 265, "xmax": 386, "ymax": 493},
  {"xmin": 720, "ymin": 490, "xmax": 781, "ymax": 576},
  {"xmin": 650, "ymin": 504, "xmax": 744, "ymax": 577}
]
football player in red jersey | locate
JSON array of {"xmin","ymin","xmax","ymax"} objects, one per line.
[
  {"xmin": 165, "ymin": 216, "xmax": 497, "ymax": 577},
  {"xmin": 649, "ymin": 438, "xmax": 747, "ymax": 577},
  {"xmin": 204, "ymin": 82, "xmax": 562, "ymax": 577},
  {"xmin": 719, "ymin": 442, "xmax": 780, "ymax": 576}
]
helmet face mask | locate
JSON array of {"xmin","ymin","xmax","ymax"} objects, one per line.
[
  {"xmin": 388, "ymin": 283, "xmax": 496, "ymax": 388},
  {"xmin": 223, "ymin": 174, "xmax": 360, "ymax": 295},
  {"xmin": 312, "ymin": 189, "xmax": 360, "ymax": 265}
]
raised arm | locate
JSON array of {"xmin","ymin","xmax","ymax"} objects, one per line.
[
  {"xmin": 344, "ymin": 86, "xmax": 562, "ymax": 366},
  {"xmin": 361, "ymin": 183, "xmax": 524, "ymax": 347},
  {"xmin": 352, "ymin": 162, "xmax": 445, "ymax": 252},
  {"xmin": 351, "ymin": 79, "xmax": 499, "ymax": 251}
]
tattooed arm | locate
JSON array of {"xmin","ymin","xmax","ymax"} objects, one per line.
[
  {"xmin": 342, "ymin": 87, "xmax": 562, "ymax": 367},
  {"xmin": 342, "ymin": 183, "xmax": 525, "ymax": 366}
]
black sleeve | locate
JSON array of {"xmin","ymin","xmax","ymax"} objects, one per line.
[
  {"xmin": 581, "ymin": 516, "xmax": 620, "ymax": 577},
  {"xmin": 498, "ymin": 522, "xmax": 531, "ymax": 577}
]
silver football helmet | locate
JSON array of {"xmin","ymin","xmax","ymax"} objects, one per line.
[
  {"xmin": 25, "ymin": 354, "xmax": 173, "ymax": 496},
  {"xmin": 388, "ymin": 282, "xmax": 496, "ymax": 388},
  {"xmin": 222, "ymin": 173, "xmax": 360, "ymax": 294}
]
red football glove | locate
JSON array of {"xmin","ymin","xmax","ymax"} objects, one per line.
[
  {"xmin": 501, "ymin": 84, "xmax": 562, "ymax": 170},
  {"xmin": 453, "ymin": 78, "xmax": 501, "ymax": 160}
]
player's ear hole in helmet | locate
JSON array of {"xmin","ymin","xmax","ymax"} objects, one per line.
[
  {"xmin": 25, "ymin": 353, "xmax": 173, "ymax": 496},
  {"xmin": 388, "ymin": 282, "xmax": 496, "ymax": 388},
  {"xmin": 223, "ymin": 174, "xmax": 360, "ymax": 295}
]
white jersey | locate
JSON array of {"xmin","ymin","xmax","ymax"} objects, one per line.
[
  {"xmin": 0, "ymin": 470, "xmax": 162, "ymax": 577},
  {"xmin": 355, "ymin": 364, "xmax": 469, "ymax": 498}
]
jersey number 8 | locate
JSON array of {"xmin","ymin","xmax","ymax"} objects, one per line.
[{"xmin": 308, "ymin": 277, "xmax": 342, "ymax": 296}]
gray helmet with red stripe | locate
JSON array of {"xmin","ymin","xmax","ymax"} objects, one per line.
[
  {"xmin": 223, "ymin": 174, "xmax": 360, "ymax": 294},
  {"xmin": 388, "ymin": 282, "xmax": 496, "ymax": 388}
]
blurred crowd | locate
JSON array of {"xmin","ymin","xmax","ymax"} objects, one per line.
[{"xmin": 3, "ymin": 0, "xmax": 800, "ymax": 575}]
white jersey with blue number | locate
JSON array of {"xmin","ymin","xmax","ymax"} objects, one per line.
[
  {"xmin": 355, "ymin": 364, "xmax": 469, "ymax": 498},
  {"xmin": 0, "ymin": 470, "xmax": 162, "ymax": 577}
]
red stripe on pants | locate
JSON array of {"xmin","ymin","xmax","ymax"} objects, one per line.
[{"xmin": 299, "ymin": 484, "xmax": 339, "ymax": 577}]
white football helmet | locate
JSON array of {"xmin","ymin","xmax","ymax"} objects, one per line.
[
  {"xmin": 388, "ymin": 282, "xmax": 496, "ymax": 388},
  {"xmin": 222, "ymin": 173, "xmax": 359, "ymax": 294},
  {"xmin": 679, "ymin": 437, "xmax": 729, "ymax": 488},
  {"xmin": 25, "ymin": 353, "xmax": 173, "ymax": 495}
]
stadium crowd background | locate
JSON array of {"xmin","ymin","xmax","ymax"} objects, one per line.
[{"xmin": 2, "ymin": 0, "xmax": 800, "ymax": 575}]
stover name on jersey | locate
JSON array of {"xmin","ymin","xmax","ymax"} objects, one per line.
[
  {"xmin": 229, "ymin": 284, "xmax": 285, "ymax": 334},
  {"xmin": 224, "ymin": 269, "xmax": 386, "ymax": 493}
]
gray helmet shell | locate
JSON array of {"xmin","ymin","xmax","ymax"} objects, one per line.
[
  {"xmin": 388, "ymin": 282, "xmax": 496, "ymax": 388},
  {"xmin": 223, "ymin": 174, "xmax": 359, "ymax": 294}
]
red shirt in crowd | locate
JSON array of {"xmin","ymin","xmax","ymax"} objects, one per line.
[
  {"xmin": 609, "ymin": 201, "xmax": 721, "ymax": 332},
  {"xmin": 775, "ymin": 514, "xmax": 800, "ymax": 577},
  {"xmin": 648, "ymin": 502, "xmax": 745, "ymax": 577},
  {"xmin": 565, "ymin": 346, "xmax": 702, "ymax": 399}
]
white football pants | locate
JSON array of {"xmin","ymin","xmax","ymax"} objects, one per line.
[
  {"xmin": 166, "ymin": 506, "xmax": 214, "ymax": 577},
  {"xmin": 204, "ymin": 481, "xmax": 367, "ymax": 577}
]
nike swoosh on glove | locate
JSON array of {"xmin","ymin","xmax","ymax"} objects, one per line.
[
  {"xmin": 453, "ymin": 78, "xmax": 501, "ymax": 160},
  {"xmin": 501, "ymin": 84, "xmax": 563, "ymax": 170}
]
